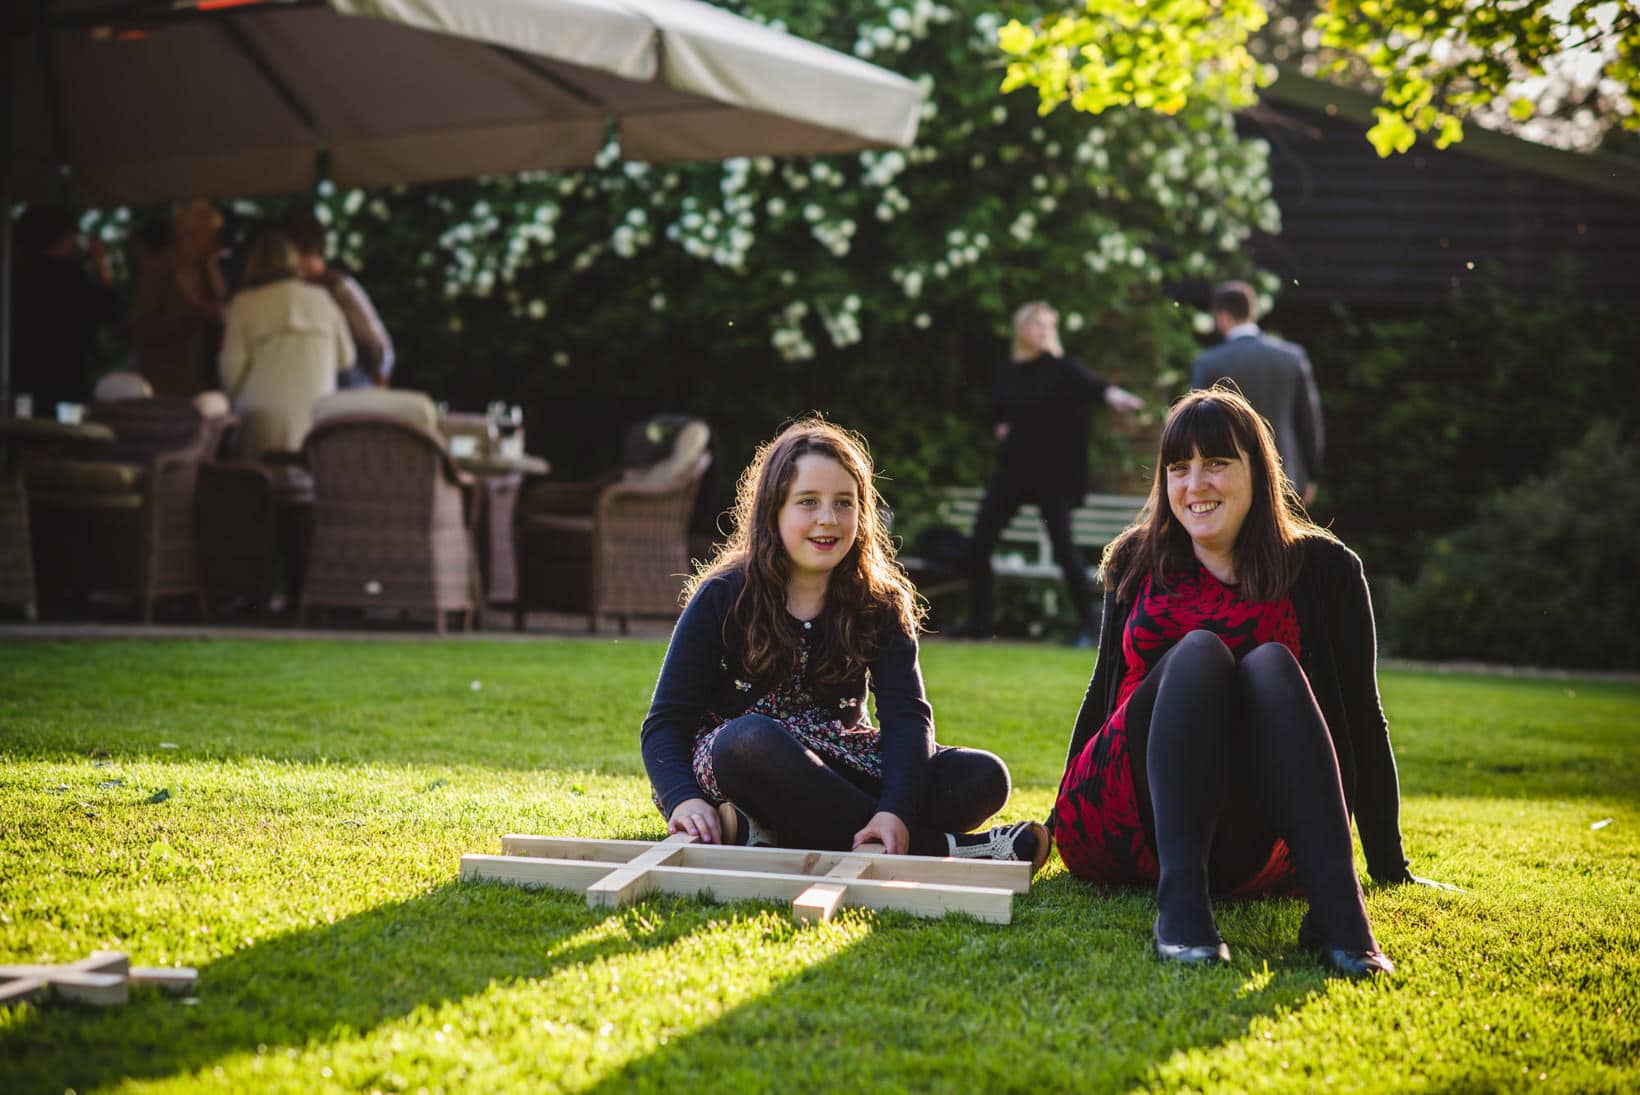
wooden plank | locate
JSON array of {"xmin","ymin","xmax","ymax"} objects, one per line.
[
  {"xmin": 584, "ymin": 831, "xmax": 696, "ymax": 908},
  {"xmin": 498, "ymin": 835, "xmax": 666, "ymax": 862},
  {"xmin": 491, "ymin": 838, "xmax": 1032, "ymax": 892},
  {"xmin": 464, "ymin": 855, "xmax": 1017, "ymax": 923},
  {"xmin": 0, "ymin": 977, "xmax": 48, "ymax": 1007},
  {"xmin": 462, "ymin": 854, "xmax": 612, "ymax": 889},
  {"xmin": 792, "ymin": 846, "xmax": 877, "ymax": 926}
]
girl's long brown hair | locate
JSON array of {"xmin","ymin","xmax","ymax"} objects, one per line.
[
  {"xmin": 1103, "ymin": 385, "xmax": 1335, "ymax": 603},
  {"xmin": 686, "ymin": 416, "xmax": 924, "ymax": 687}
]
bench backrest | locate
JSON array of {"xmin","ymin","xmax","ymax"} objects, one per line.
[{"xmin": 930, "ymin": 487, "xmax": 1145, "ymax": 554}]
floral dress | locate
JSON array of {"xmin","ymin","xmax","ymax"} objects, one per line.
[
  {"xmin": 1052, "ymin": 565, "xmax": 1303, "ymax": 896},
  {"xmin": 689, "ymin": 621, "xmax": 882, "ymax": 803}
]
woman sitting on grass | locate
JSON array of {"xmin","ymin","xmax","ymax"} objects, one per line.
[
  {"xmin": 642, "ymin": 416, "xmax": 1049, "ymax": 868},
  {"xmin": 1052, "ymin": 386, "xmax": 1448, "ymax": 977}
]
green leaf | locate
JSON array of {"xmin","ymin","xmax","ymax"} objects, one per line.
[{"xmin": 1368, "ymin": 109, "xmax": 1417, "ymax": 157}]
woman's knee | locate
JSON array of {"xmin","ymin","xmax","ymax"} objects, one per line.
[
  {"xmin": 1170, "ymin": 629, "xmax": 1237, "ymax": 676},
  {"xmin": 1238, "ymin": 642, "xmax": 1306, "ymax": 691}
]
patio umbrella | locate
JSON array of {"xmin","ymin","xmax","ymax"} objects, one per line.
[{"xmin": 2, "ymin": 0, "xmax": 924, "ymax": 403}]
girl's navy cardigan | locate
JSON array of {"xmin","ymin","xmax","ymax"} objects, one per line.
[{"xmin": 641, "ymin": 569, "xmax": 936, "ymax": 825}]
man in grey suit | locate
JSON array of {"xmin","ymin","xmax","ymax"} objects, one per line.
[{"xmin": 1189, "ymin": 281, "xmax": 1325, "ymax": 505}]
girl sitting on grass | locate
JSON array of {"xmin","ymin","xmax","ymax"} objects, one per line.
[{"xmin": 641, "ymin": 416, "xmax": 1049, "ymax": 868}]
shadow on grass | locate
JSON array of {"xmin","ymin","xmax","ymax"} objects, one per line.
[
  {"xmin": 584, "ymin": 874, "xmax": 1338, "ymax": 1092},
  {"xmin": 1, "ymin": 872, "xmax": 1342, "ymax": 1093},
  {"xmin": 0, "ymin": 879, "xmax": 676, "ymax": 1092}
]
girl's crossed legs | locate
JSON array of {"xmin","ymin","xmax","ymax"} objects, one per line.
[{"xmin": 709, "ymin": 714, "xmax": 1009, "ymax": 857}]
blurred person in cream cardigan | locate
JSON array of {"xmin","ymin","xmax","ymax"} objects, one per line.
[{"xmin": 219, "ymin": 229, "xmax": 354, "ymax": 463}]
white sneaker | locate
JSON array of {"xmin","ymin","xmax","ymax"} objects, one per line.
[{"xmin": 948, "ymin": 820, "xmax": 1052, "ymax": 873}]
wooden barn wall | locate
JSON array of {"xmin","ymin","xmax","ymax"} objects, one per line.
[{"xmin": 1237, "ymin": 103, "xmax": 1640, "ymax": 334}]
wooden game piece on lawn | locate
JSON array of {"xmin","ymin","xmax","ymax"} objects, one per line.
[
  {"xmin": 792, "ymin": 844, "xmax": 880, "ymax": 926},
  {"xmin": 0, "ymin": 951, "xmax": 199, "ymax": 1008},
  {"xmin": 461, "ymin": 833, "xmax": 1034, "ymax": 924}
]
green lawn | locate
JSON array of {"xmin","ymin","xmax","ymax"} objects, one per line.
[{"xmin": 2, "ymin": 638, "xmax": 1637, "ymax": 1093}]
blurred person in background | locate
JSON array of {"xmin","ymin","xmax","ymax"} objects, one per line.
[
  {"xmin": 129, "ymin": 199, "xmax": 228, "ymax": 397},
  {"xmin": 9, "ymin": 204, "xmax": 119, "ymax": 414},
  {"xmin": 282, "ymin": 210, "xmax": 394, "ymax": 389},
  {"xmin": 1190, "ymin": 281, "xmax": 1324, "ymax": 507},
  {"xmin": 219, "ymin": 228, "xmax": 354, "ymax": 463},
  {"xmin": 950, "ymin": 300, "xmax": 1144, "ymax": 647}
]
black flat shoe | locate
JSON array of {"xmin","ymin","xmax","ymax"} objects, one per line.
[
  {"xmin": 1298, "ymin": 913, "xmax": 1395, "ymax": 978},
  {"xmin": 1152, "ymin": 920, "xmax": 1231, "ymax": 967}
]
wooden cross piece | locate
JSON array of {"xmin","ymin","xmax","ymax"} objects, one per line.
[
  {"xmin": 461, "ymin": 832, "xmax": 1034, "ymax": 924},
  {"xmin": 0, "ymin": 951, "xmax": 198, "ymax": 1008}
]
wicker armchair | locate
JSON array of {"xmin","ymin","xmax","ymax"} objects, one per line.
[
  {"xmin": 514, "ymin": 415, "xmax": 711, "ymax": 633},
  {"xmin": 299, "ymin": 398, "xmax": 477, "ymax": 633},
  {"xmin": 25, "ymin": 396, "xmax": 229, "ymax": 621}
]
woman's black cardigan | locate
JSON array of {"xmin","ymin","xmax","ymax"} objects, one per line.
[
  {"xmin": 1058, "ymin": 535, "xmax": 1412, "ymax": 883},
  {"xmin": 641, "ymin": 569, "xmax": 935, "ymax": 825}
]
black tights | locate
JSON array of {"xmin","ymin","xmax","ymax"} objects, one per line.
[
  {"xmin": 710, "ymin": 715, "xmax": 1010, "ymax": 857},
  {"xmin": 1126, "ymin": 630, "xmax": 1376, "ymax": 950},
  {"xmin": 967, "ymin": 485, "xmax": 1095, "ymax": 630}
]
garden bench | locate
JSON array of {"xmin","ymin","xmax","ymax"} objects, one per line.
[{"xmin": 897, "ymin": 486, "xmax": 1147, "ymax": 584}]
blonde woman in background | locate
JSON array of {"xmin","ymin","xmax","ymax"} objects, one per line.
[{"xmin": 219, "ymin": 229, "xmax": 354, "ymax": 463}]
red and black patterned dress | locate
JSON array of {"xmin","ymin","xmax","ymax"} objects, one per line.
[{"xmin": 1053, "ymin": 564, "xmax": 1302, "ymax": 896}]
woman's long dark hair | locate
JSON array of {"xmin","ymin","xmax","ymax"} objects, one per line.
[
  {"xmin": 686, "ymin": 416, "xmax": 924, "ymax": 687},
  {"xmin": 1103, "ymin": 385, "xmax": 1335, "ymax": 603}
]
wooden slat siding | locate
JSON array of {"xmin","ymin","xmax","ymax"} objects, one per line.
[{"xmin": 1241, "ymin": 98, "xmax": 1640, "ymax": 311}]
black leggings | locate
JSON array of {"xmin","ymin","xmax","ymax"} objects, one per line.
[
  {"xmin": 966, "ymin": 483, "xmax": 1094, "ymax": 629},
  {"xmin": 1125, "ymin": 630, "xmax": 1376, "ymax": 950},
  {"xmin": 710, "ymin": 715, "xmax": 1010, "ymax": 857}
]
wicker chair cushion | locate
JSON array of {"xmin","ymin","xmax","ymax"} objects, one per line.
[
  {"xmin": 25, "ymin": 458, "xmax": 145, "ymax": 493},
  {"xmin": 621, "ymin": 420, "xmax": 710, "ymax": 489},
  {"xmin": 313, "ymin": 389, "xmax": 439, "ymax": 432},
  {"xmin": 92, "ymin": 370, "xmax": 155, "ymax": 403}
]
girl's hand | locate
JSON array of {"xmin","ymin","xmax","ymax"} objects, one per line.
[
  {"xmin": 853, "ymin": 811, "xmax": 909, "ymax": 855},
  {"xmin": 668, "ymin": 798, "xmax": 723, "ymax": 843}
]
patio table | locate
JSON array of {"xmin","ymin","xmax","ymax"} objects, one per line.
[{"xmin": 453, "ymin": 453, "xmax": 551, "ymax": 606}]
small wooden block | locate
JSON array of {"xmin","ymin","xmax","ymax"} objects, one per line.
[
  {"xmin": 130, "ymin": 967, "xmax": 199, "ymax": 994},
  {"xmin": 793, "ymin": 845, "xmax": 878, "ymax": 926},
  {"xmin": 45, "ymin": 970, "xmax": 128, "ymax": 1006}
]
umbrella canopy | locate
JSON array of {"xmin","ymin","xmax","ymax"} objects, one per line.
[
  {"xmin": 1, "ymin": 0, "xmax": 923, "ymax": 404},
  {"xmin": 8, "ymin": 0, "xmax": 923, "ymax": 205}
]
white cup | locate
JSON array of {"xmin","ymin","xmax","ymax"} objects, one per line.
[
  {"xmin": 57, "ymin": 402, "xmax": 86, "ymax": 425},
  {"xmin": 12, "ymin": 394, "xmax": 33, "ymax": 418},
  {"xmin": 449, "ymin": 435, "xmax": 478, "ymax": 458}
]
